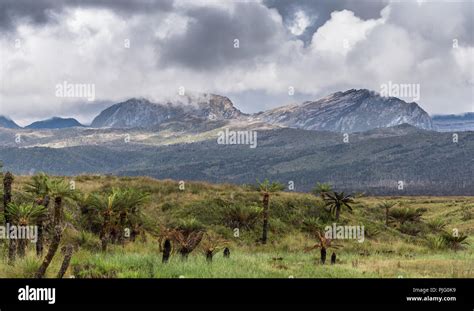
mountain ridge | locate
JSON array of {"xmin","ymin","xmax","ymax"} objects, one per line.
[
  {"xmin": 90, "ymin": 94, "xmax": 245, "ymax": 128},
  {"xmin": 0, "ymin": 116, "xmax": 20, "ymax": 129},
  {"xmin": 25, "ymin": 117, "xmax": 84, "ymax": 129},
  {"xmin": 3, "ymin": 89, "xmax": 472, "ymax": 133},
  {"xmin": 254, "ymin": 89, "xmax": 433, "ymax": 133}
]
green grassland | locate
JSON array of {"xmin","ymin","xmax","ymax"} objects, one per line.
[{"xmin": 0, "ymin": 175, "xmax": 473, "ymax": 278}]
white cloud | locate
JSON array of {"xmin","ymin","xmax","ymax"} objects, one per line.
[
  {"xmin": 288, "ymin": 10, "xmax": 312, "ymax": 36},
  {"xmin": 0, "ymin": 0, "xmax": 472, "ymax": 125},
  {"xmin": 311, "ymin": 9, "xmax": 385, "ymax": 55}
]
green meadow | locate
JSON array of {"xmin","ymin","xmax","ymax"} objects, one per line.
[{"xmin": 0, "ymin": 175, "xmax": 472, "ymax": 278}]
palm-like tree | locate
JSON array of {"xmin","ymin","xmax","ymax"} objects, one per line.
[
  {"xmin": 115, "ymin": 189, "xmax": 149, "ymax": 244},
  {"xmin": 88, "ymin": 190, "xmax": 120, "ymax": 251},
  {"xmin": 4, "ymin": 203, "xmax": 47, "ymax": 257},
  {"xmin": 312, "ymin": 182, "xmax": 332, "ymax": 199},
  {"xmin": 88, "ymin": 188, "xmax": 148, "ymax": 251},
  {"xmin": 24, "ymin": 173, "xmax": 51, "ymax": 256},
  {"xmin": 378, "ymin": 201, "xmax": 397, "ymax": 226},
  {"xmin": 324, "ymin": 191, "xmax": 355, "ymax": 221},
  {"xmin": 441, "ymin": 231, "xmax": 469, "ymax": 251},
  {"xmin": 200, "ymin": 232, "xmax": 227, "ymax": 263},
  {"xmin": 47, "ymin": 178, "xmax": 77, "ymax": 227},
  {"xmin": 171, "ymin": 229, "xmax": 204, "ymax": 260},
  {"xmin": 256, "ymin": 179, "xmax": 284, "ymax": 244},
  {"xmin": 305, "ymin": 231, "xmax": 340, "ymax": 264},
  {"xmin": 169, "ymin": 218, "xmax": 205, "ymax": 260}
]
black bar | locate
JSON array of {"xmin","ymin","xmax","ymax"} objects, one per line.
[{"xmin": 0, "ymin": 278, "xmax": 472, "ymax": 306}]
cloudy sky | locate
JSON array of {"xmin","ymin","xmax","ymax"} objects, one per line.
[{"xmin": 0, "ymin": 0, "xmax": 472, "ymax": 126}]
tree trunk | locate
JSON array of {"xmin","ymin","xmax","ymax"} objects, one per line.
[
  {"xmin": 118, "ymin": 212, "xmax": 127, "ymax": 245},
  {"xmin": 3, "ymin": 172, "xmax": 13, "ymax": 224},
  {"xmin": 100, "ymin": 211, "xmax": 111, "ymax": 252},
  {"xmin": 57, "ymin": 245, "xmax": 74, "ymax": 278},
  {"xmin": 36, "ymin": 226, "xmax": 62, "ymax": 278},
  {"xmin": 261, "ymin": 193, "xmax": 269, "ymax": 244},
  {"xmin": 320, "ymin": 247, "xmax": 327, "ymax": 264},
  {"xmin": 37, "ymin": 196, "xmax": 50, "ymax": 257},
  {"xmin": 331, "ymin": 252, "xmax": 336, "ymax": 265},
  {"xmin": 36, "ymin": 219, "xmax": 44, "ymax": 257},
  {"xmin": 162, "ymin": 239, "xmax": 171, "ymax": 263},
  {"xmin": 335, "ymin": 203, "xmax": 341, "ymax": 221},
  {"xmin": 223, "ymin": 247, "xmax": 230, "ymax": 258},
  {"xmin": 17, "ymin": 231, "xmax": 27, "ymax": 258},
  {"xmin": 53, "ymin": 196, "xmax": 62, "ymax": 227},
  {"xmin": 206, "ymin": 250, "xmax": 213, "ymax": 263},
  {"xmin": 8, "ymin": 239, "xmax": 16, "ymax": 265},
  {"xmin": 4, "ymin": 172, "xmax": 15, "ymax": 264},
  {"xmin": 179, "ymin": 248, "xmax": 189, "ymax": 260}
]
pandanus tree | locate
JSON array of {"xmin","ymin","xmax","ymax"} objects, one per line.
[
  {"xmin": 88, "ymin": 188, "xmax": 149, "ymax": 251},
  {"xmin": 88, "ymin": 190, "xmax": 120, "ymax": 252},
  {"xmin": 169, "ymin": 218, "xmax": 205, "ymax": 260},
  {"xmin": 441, "ymin": 231, "xmax": 469, "ymax": 251},
  {"xmin": 4, "ymin": 203, "xmax": 47, "ymax": 257},
  {"xmin": 47, "ymin": 178, "xmax": 77, "ymax": 227},
  {"xmin": 256, "ymin": 179, "xmax": 284, "ymax": 244},
  {"xmin": 324, "ymin": 191, "xmax": 355, "ymax": 221},
  {"xmin": 200, "ymin": 232, "xmax": 227, "ymax": 263},
  {"xmin": 158, "ymin": 227, "xmax": 174, "ymax": 263},
  {"xmin": 172, "ymin": 230, "xmax": 204, "ymax": 260},
  {"xmin": 35, "ymin": 178, "xmax": 76, "ymax": 278},
  {"xmin": 378, "ymin": 201, "xmax": 397, "ymax": 226},
  {"xmin": 305, "ymin": 231, "xmax": 340, "ymax": 264},
  {"xmin": 24, "ymin": 173, "xmax": 51, "ymax": 256},
  {"xmin": 115, "ymin": 189, "xmax": 149, "ymax": 244}
]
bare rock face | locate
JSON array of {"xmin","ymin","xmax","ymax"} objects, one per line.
[
  {"xmin": 90, "ymin": 94, "xmax": 245, "ymax": 128},
  {"xmin": 254, "ymin": 89, "xmax": 433, "ymax": 133}
]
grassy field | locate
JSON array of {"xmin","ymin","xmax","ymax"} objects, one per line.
[{"xmin": 0, "ymin": 175, "xmax": 473, "ymax": 278}]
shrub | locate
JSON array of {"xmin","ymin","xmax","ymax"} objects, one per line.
[
  {"xmin": 399, "ymin": 223, "xmax": 421, "ymax": 236},
  {"xmin": 426, "ymin": 218, "xmax": 447, "ymax": 232},
  {"xmin": 425, "ymin": 235, "xmax": 446, "ymax": 250},
  {"xmin": 441, "ymin": 231, "xmax": 469, "ymax": 251},
  {"xmin": 460, "ymin": 205, "xmax": 473, "ymax": 221},
  {"xmin": 221, "ymin": 204, "xmax": 263, "ymax": 229},
  {"xmin": 389, "ymin": 207, "xmax": 425, "ymax": 225}
]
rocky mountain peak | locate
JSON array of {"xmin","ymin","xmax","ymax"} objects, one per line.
[
  {"xmin": 256, "ymin": 89, "xmax": 433, "ymax": 133},
  {"xmin": 90, "ymin": 93, "xmax": 244, "ymax": 128}
]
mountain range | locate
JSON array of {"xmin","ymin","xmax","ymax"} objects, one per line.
[
  {"xmin": 1, "ymin": 89, "xmax": 471, "ymax": 132},
  {"xmin": 1, "ymin": 89, "xmax": 473, "ymax": 195}
]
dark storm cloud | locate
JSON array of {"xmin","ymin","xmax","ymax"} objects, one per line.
[
  {"xmin": 0, "ymin": 0, "xmax": 174, "ymax": 31},
  {"xmin": 157, "ymin": 2, "xmax": 284, "ymax": 70},
  {"xmin": 264, "ymin": 0, "xmax": 388, "ymax": 42}
]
